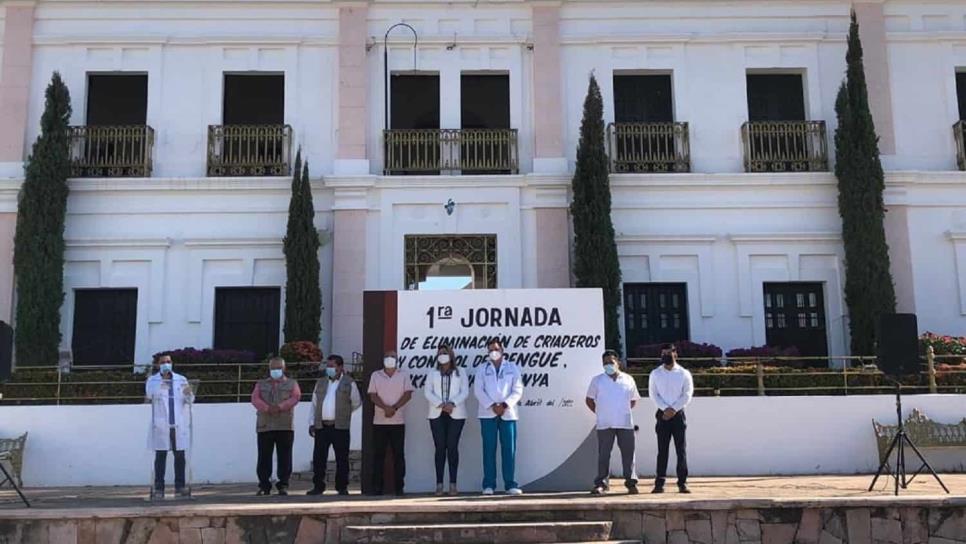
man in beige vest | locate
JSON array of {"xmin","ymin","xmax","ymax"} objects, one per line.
[
  {"xmin": 306, "ymin": 354, "xmax": 361, "ymax": 496},
  {"xmin": 250, "ymin": 356, "xmax": 302, "ymax": 496}
]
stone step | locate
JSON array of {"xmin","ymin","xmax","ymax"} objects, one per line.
[{"xmin": 342, "ymin": 520, "xmax": 614, "ymax": 544}]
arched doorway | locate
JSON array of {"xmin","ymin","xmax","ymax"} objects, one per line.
[{"xmin": 404, "ymin": 235, "xmax": 497, "ymax": 290}]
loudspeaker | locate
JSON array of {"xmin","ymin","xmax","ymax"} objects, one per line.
[
  {"xmin": 0, "ymin": 321, "xmax": 12, "ymax": 382},
  {"xmin": 876, "ymin": 313, "xmax": 920, "ymax": 377}
]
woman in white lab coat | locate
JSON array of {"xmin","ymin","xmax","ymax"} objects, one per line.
[
  {"xmin": 145, "ymin": 355, "xmax": 194, "ymax": 498},
  {"xmin": 424, "ymin": 343, "xmax": 469, "ymax": 495}
]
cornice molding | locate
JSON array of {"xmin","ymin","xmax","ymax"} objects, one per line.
[
  {"xmin": 66, "ymin": 238, "xmax": 172, "ymax": 249},
  {"xmin": 728, "ymin": 232, "xmax": 841, "ymax": 244}
]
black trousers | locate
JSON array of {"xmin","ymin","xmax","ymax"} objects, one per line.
[
  {"xmin": 655, "ymin": 410, "xmax": 688, "ymax": 486},
  {"xmin": 312, "ymin": 425, "xmax": 351, "ymax": 492},
  {"xmin": 154, "ymin": 428, "xmax": 185, "ymax": 491},
  {"xmin": 429, "ymin": 414, "xmax": 465, "ymax": 484},
  {"xmin": 371, "ymin": 424, "xmax": 406, "ymax": 494},
  {"xmin": 257, "ymin": 430, "xmax": 294, "ymax": 491}
]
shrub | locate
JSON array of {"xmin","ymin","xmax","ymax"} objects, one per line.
[
  {"xmin": 280, "ymin": 341, "xmax": 323, "ymax": 363},
  {"xmin": 152, "ymin": 347, "xmax": 257, "ymax": 365},
  {"xmin": 919, "ymin": 332, "xmax": 966, "ymax": 357},
  {"xmin": 634, "ymin": 341, "xmax": 722, "ymax": 368},
  {"xmin": 725, "ymin": 345, "xmax": 800, "ymax": 359}
]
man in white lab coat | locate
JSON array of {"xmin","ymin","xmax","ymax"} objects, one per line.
[{"xmin": 145, "ymin": 354, "xmax": 193, "ymax": 498}]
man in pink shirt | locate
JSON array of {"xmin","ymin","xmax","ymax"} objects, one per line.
[
  {"xmin": 250, "ymin": 356, "xmax": 302, "ymax": 496},
  {"xmin": 367, "ymin": 350, "xmax": 414, "ymax": 496}
]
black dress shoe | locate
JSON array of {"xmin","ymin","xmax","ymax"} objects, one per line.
[
  {"xmin": 256, "ymin": 489, "xmax": 271, "ymax": 496},
  {"xmin": 337, "ymin": 489, "xmax": 349, "ymax": 496},
  {"xmin": 651, "ymin": 486, "xmax": 665, "ymax": 494},
  {"xmin": 276, "ymin": 488, "xmax": 289, "ymax": 496},
  {"xmin": 627, "ymin": 485, "xmax": 640, "ymax": 495},
  {"xmin": 306, "ymin": 488, "xmax": 325, "ymax": 496},
  {"xmin": 678, "ymin": 484, "xmax": 691, "ymax": 494}
]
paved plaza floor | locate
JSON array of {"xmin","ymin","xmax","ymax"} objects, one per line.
[{"xmin": 1, "ymin": 475, "xmax": 963, "ymax": 514}]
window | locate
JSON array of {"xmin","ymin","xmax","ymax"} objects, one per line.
[
  {"xmin": 87, "ymin": 74, "xmax": 148, "ymax": 126},
  {"xmin": 746, "ymin": 73, "xmax": 806, "ymax": 121},
  {"xmin": 957, "ymin": 72, "xmax": 966, "ymax": 120},
  {"xmin": 391, "ymin": 74, "xmax": 440, "ymax": 131},
  {"xmin": 72, "ymin": 289, "xmax": 138, "ymax": 365},
  {"xmin": 622, "ymin": 283, "xmax": 689, "ymax": 352},
  {"xmin": 613, "ymin": 74, "xmax": 673, "ymax": 123},
  {"xmin": 223, "ymin": 74, "xmax": 284, "ymax": 125},
  {"xmin": 461, "ymin": 73, "xmax": 512, "ymax": 174},
  {"xmin": 213, "ymin": 287, "xmax": 282, "ymax": 359},
  {"xmin": 763, "ymin": 282, "xmax": 828, "ymax": 357}
]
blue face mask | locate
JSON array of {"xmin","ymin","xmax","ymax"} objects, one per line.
[
  {"xmin": 270, "ymin": 369, "xmax": 284, "ymax": 380},
  {"xmin": 160, "ymin": 363, "xmax": 173, "ymax": 374},
  {"xmin": 603, "ymin": 363, "xmax": 617, "ymax": 376},
  {"xmin": 325, "ymin": 367, "xmax": 338, "ymax": 379}
]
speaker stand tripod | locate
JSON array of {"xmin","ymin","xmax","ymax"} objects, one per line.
[{"xmin": 868, "ymin": 382, "xmax": 949, "ymax": 496}]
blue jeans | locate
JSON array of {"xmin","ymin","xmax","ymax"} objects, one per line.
[{"xmin": 480, "ymin": 417, "xmax": 517, "ymax": 490}]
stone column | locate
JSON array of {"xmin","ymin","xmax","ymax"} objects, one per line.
[
  {"xmin": 531, "ymin": 2, "xmax": 567, "ymax": 174},
  {"xmin": 0, "ymin": 2, "xmax": 35, "ymax": 178},
  {"xmin": 530, "ymin": 180, "xmax": 571, "ymax": 288},
  {"xmin": 330, "ymin": 186, "xmax": 370, "ymax": 358},
  {"xmin": 334, "ymin": 4, "xmax": 370, "ymax": 175},
  {"xmin": 0, "ymin": 185, "xmax": 17, "ymax": 323},
  {"xmin": 853, "ymin": 1, "xmax": 896, "ymax": 155}
]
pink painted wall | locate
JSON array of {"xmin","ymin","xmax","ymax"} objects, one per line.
[
  {"xmin": 0, "ymin": 213, "xmax": 15, "ymax": 323},
  {"xmin": 532, "ymin": 5, "xmax": 564, "ymax": 159},
  {"xmin": 337, "ymin": 6, "xmax": 368, "ymax": 160},
  {"xmin": 330, "ymin": 209, "xmax": 367, "ymax": 356},
  {"xmin": 535, "ymin": 208, "xmax": 570, "ymax": 288},
  {"xmin": 853, "ymin": 2, "xmax": 896, "ymax": 155},
  {"xmin": 0, "ymin": 4, "xmax": 35, "ymax": 162},
  {"xmin": 883, "ymin": 205, "xmax": 916, "ymax": 314}
]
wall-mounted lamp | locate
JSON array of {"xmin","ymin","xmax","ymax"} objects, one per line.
[{"xmin": 444, "ymin": 199, "xmax": 456, "ymax": 216}]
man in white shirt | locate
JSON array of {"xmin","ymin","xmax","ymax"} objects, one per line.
[
  {"xmin": 648, "ymin": 343, "xmax": 694, "ymax": 494},
  {"xmin": 586, "ymin": 349, "xmax": 641, "ymax": 495},
  {"xmin": 306, "ymin": 354, "xmax": 361, "ymax": 496},
  {"xmin": 473, "ymin": 338, "xmax": 524, "ymax": 496}
]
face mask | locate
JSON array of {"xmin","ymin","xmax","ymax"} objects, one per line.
[
  {"xmin": 603, "ymin": 363, "xmax": 617, "ymax": 376},
  {"xmin": 160, "ymin": 363, "xmax": 172, "ymax": 374},
  {"xmin": 383, "ymin": 357, "xmax": 397, "ymax": 369},
  {"xmin": 661, "ymin": 354, "xmax": 674, "ymax": 366},
  {"xmin": 325, "ymin": 367, "xmax": 338, "ymax": 379},
  {"xmin": 489, "ymin": 350, "xmax": 502, "ymax": 362},
  {"xmin": 270, "ymin": 369, "xmax": 284, "ymax": 380},
  {"xmin": 437, "ymin": 354, "xmax": 451, "ymax": 365}
]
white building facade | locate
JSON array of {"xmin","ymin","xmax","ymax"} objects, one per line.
[{"xmin": 1, "ymin": 0, "xmax": 965, "ymax": 364}]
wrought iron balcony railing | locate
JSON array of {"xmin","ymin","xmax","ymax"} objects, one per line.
[
  {"xmin": 68, "ymin": 125, "xmax": 155, "ymax": 177},
  {"xmin": 741, "ymin": 120, "xmax": 828, "ymax": 173},
  {"xmin": 383, "ymin": 128, "xmax": 518, "ymax": 175},
  {"xmin": 607, "ymin": 122, "xmax": 690, "ymax": 173},
  {"xmin": 955, "ymin": 121, "xmax": 966, "ymax": 171},
  {"xmin": 207, "ymin": 124, "xmax": 293, "ymax": 177}
]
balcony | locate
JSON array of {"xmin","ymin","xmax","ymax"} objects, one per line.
[
  {"xmin": 207, "ymin": 124, "xmax": 293, "ymax": 177},
  {"xmin": 607, "ymin": 122, "xmax": 690, "ymax": 173},
  {"xmin": 383, "ymin": 128, "xmax": 518, "ymax": 175},
  {"xmin": 955, "ymin": 121, "xmax": 966, "ymax": 171},
  {"xmin": 741, "ymin": 120, "xmax": 828, "ymax": 173},
  {"xmin": 68, "ymin": 125, "xmax": 154, "ymax": 177}
]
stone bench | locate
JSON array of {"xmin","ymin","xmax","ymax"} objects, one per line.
[{"xmin": 873, "ymin": 409, "xmax": 966, "ymax": 472}]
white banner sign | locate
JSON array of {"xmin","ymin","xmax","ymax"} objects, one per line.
[{"xmin": 396, "ymin": 288, "xmax": 605, "ymax": 492}]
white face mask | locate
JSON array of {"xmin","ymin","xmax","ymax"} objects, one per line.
[
  {"xmin": 489, "ymin": 350, "xmax": 502, "ymax": 362},
  {"xmin": 437, "ymin": 354, "xmax": 451, "ymax": 365},
  {"xmin": 383, "ymin": 357, "xmax": 397, "ymax": 369}
]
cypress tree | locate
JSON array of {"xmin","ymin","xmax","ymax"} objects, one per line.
[
  {"xmin": 283, "ymin": 150, "xmax": 322, "ymax": 344},
  {"xmin": 834, "ymin": 12, "xmax": 897, "ymax": 355},
  {"xmin": 13, "ymin": 73, "xmax": 72, "ymax": 365},
  {"xmin": 571, "ymin": 74, "xmax": 623, "ymax": 352}
]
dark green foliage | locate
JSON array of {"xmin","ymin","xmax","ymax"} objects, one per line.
[
  {"xmin": 13, "ymin": 73, "xmax": 72, "ymax": 365},
  {"xmin": 834, "ymin": 13, "xmax": 897, "ymax": 354},
  {"xmin": 283, "ymin": 151, "xmax": 322, "ymax": 344},
  {"xmin": 571, "ymin": 74, "xmax": 623, "ymax": 352}
]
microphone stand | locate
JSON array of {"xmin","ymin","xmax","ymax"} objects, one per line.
[{"xmin": 867, "ymin": 378, "xmax": 949, "ymax": 495}]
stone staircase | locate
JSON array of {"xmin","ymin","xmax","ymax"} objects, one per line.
[{"xmin": 341, "ymin": 520, "xmax": 632, "ymax": 543}]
